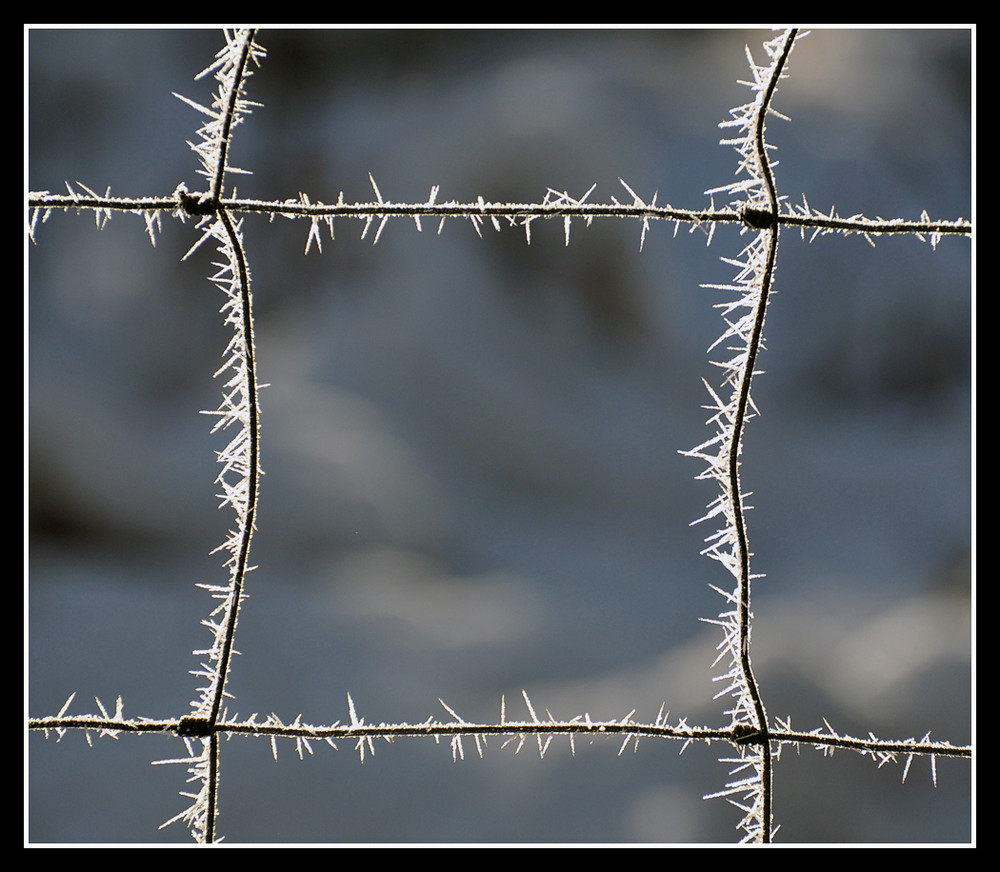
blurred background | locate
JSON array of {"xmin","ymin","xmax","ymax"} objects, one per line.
[{"xmin": 28, "ymin": 27, "xmax": 972, "ymax": 843}]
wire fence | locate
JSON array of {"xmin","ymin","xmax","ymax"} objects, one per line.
[{"xmin": 28, "ymin": 27, "xmax": 972, "ymax": 844}]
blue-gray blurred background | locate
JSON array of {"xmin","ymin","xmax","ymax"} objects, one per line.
[{"xmin": 28, "ymin": 27, "xmax": 972, "ymax": 844}]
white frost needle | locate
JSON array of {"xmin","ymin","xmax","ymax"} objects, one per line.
[
  {"xmin": 56, "ymin": 692, "xmax": 77, "ymax": 718},
  {"xmin": 522, "ymin": 690, "xmax": 539, "ymax": 724},
  {"xmin": 173, "ymin": 91, "xmax": 217, "ymax": 118},
  {"xmin": 368, "ymin": 172, "xmax": 384, "ymax": 204},
  {"xmin": 618, "ymin": 178, "xmax": 644, "ymax": 207},
  {"xmin": 439, "ymin": 699, "xmax": 467, "ymax": 724}
]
